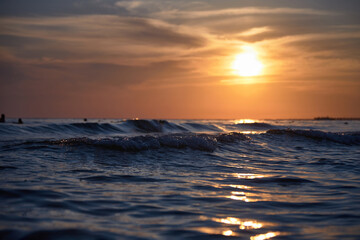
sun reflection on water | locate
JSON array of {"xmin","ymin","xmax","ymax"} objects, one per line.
[
  {"xmin": 213, "ymin": 217, "xmax": 264, "ymax": 230},
  {"xmin": 224, "ymin": 174, "xmax": 273, "ymax": 202},
  {"xmin": 215, "ymin": 217, "xmax": 241, "ymax": 225},
  {"xmin": 240, "ymin": 130, "xmax": 265, "ymax": 134},
  {"xmin": 240, "ymin": 221, "xmax": 263, "ymax": 230},
  {"xmin": 192, "ymin": 227, "xmax": 238, "ymax": 237},
  {"xmin": 251, "ymin": 232, "xmax": 280, "ymax": 240},
  {"xmin": 198, "ymin": 216, "xmax": 280, "ymax": 239},
  {"xmin": 222, "ymin": 230, "xmax": 234, "ymax": 236},
  {"xmin": 229, "ymin": 184, "xmax": 251, "ymax": 189},
  {"xmin": 228, "ymin": 195, "xmax": 252, "ymax": 202},
  {"xmin": 234, "ymin": 119, "xmax": 256, "ymax": 124},
  {"xmin": 234, "ymin": 173, "xmax": 265, "ymax": 179},
  {"xmin": 231, "ymin": 191, "xmax": 245, "ymax": 195}
]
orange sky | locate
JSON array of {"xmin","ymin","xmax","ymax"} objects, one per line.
[{"xmin": 0, "ymin": 0, "xmax": 359, "ymax": 119}]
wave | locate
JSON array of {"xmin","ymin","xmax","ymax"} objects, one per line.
[
  {"xmin": 235, "ymin": 122, "xmax": 274, "ymax": 129},
  {"xmin": 0, "ymin": 120, "xmax": 286, "ymax": 139},
  {"xmin": 245, "ymin": 176, "xmax": 314, "ymax": 186},
  {"xmin": 267, "ymin": 129, "xmax": 360, "ymax": 145},
  {"xmin": 0, "ymin": 120, "xmax": 221, "ymax": 137},
  {"xmin": 45, "ymin": 132, "xmax": 249, "ymax": 152},
  {"xmin": 0, "ymin": 122, "xmax": 124, "ymax": 136},
  {"xmin": 223, "ymin": 122, "xmax": 276, "ymax": 132},
  {"xmin": 122, "ymin": 119, "xmax": 188, "ymax": 133},
  {"xmin": 81, "ymin": 174, "xmax": 166, "ymax": 183},
  {"xmin": 0, "ymin": 229, "xmax": 115, "ymax": 240},
  {"xmin": 0, "ymin": 188, "xmax": 68, "ymax": 200},
  {"xmin": 2, "ymin": 120, "xmax": 359, "ymax": 147},
  {"xmin": 182, "ymin": 122, "xmax": 222, "ymax": 132}
]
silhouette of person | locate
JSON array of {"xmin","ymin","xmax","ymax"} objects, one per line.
[
  {"xmin": 0, "ymin": 114, "xmax": 5, "ymax": 123},
  {"xmin": 18, "ymin": 118, "xmax": 23, "ymax": 124}
]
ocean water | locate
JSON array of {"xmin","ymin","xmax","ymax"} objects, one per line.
[{"xmin": 0, "ymin": 119, "xmax": 359, "ymax": 240}]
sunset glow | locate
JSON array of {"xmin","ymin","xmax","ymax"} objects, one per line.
[
  {"xmin": 1, "ymin": 2, "xmax": 358, "ymax": 238},
  {"xmin": 0, "ymin": 0, "xmax": 359, "ymax": 119}
]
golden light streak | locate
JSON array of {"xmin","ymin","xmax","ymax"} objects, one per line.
[
  {"xmin": 212, "ymin": 217, "xmax": 264, "ymax": 230},
  {"xmin": 222, "ymin": 230, "xmax": 234, "ymax": 236},
  {"xmin": 239, "ymin": 221, "xmax": 263, "ymax": 230},
  {"xmin": 234, "ymin": 173, "xmax": 265, "ymax": 179},
  {"xmin": 191, "ymin": 227, "xmax": 239, "ymax": 237},
  {"xmin": 251, "ymin": 232, "xmax": 280, "ymax": 240},
  {"xmin": 229, "ymin": 184, "xmax": 251, "ymax": 189},
  {"xmin": 234, "ymin": 119, "xmax": 256, "ymax": 124},
  {"xmin": 231, "ymin": 191, "xmax": 245, "ymax": 195},
  {"xmin": 227, "ymin": 195, "xmax": 250, "ymax": 202},
  {"xmin": 217, "ymin": 217, "xmax": 242, "ymax": 225}
]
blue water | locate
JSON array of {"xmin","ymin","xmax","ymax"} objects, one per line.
[{"xmin": 0, "ymin": 119, "xmax": 359, "ymax": 240}]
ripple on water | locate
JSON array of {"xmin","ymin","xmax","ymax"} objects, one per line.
[
  {"xmin": 0, "ymin": 188, "xmax": 68, "ymax": 200},
  {"xmin": 0, "ymin": 229, "xmax": 116, "ymax": 240},
  {"xmin": 80, "ymin": 174, "xmax": 166, "ymax": 183}
]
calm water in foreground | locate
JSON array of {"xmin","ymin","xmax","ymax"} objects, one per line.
[{"xmin": 0, "ymin": 119, "xmax": 359, "ymax": 240}]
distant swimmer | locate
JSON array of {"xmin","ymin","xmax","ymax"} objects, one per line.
[
  {"xmin": 18, "ymin": 118, "xmax": 23, "ymax": 124},
  {"xmin": 0, "ymin": 114, "xmax": 5, "ymax": 123},
  {"xmin": 84, "ymin": 118, "xmax": 87, "ymax": 122}
]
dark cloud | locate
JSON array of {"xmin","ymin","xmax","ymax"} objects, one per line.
[
  {"xmin": 0, "ymin": 0, "xmax": 124, "ymax": 17},
  {"xmin": 121, "ymin": 18, "xmax": 205, "ymax": 48},
  {"xmin": 0, "ymin": 59, "xmax": 194, "ymax": 87},
  {"xmin": 0, "ymin": 16, "xmax": 205, "ymax": 63}
]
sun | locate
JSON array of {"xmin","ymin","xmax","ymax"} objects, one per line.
[{"xmin": 232, "ymin": 47, "xmax": 263, "ymax": 77}]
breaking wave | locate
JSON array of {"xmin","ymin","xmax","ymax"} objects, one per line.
[
  {"xmin": 46, "ymin": 132, "xmax": 249, "ymax": 152},
  {"xmin": 0, "ymin": 120, "xmax": 214, "ymax": 138},
  {"xmin": 0, "ymin": 120, "xmax": 279, "ymax": 138},
  {"xmin": 235, "ymin": 122, "xmax": 274, "ymax": 129},
  {"xmin": 122, "ymin": 119, "xmax": 188, "ymax": 133}
]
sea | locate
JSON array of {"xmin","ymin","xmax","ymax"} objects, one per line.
[{"xmin": 0, "ymin": 118, "xmax": 359, "ymax": 240}]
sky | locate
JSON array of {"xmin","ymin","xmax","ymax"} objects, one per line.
[{"xmin": 0, "ymin": 0, "xmax": 359, "ymax": 119}]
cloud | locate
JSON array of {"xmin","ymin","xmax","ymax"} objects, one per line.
[
  {"xmin": 1, "ymin": 2, "xmax": 359, "ymax": 90},
  {"xmin": 155, "ymin": 7, "xmax": 335, "ymax": 19},
  {"xmin": 239, "ymin": 27, "xmax": 272, "ymax": 36},
  {"xmin": 251, "ymin": 28, "xmax": 360, "ymax": 82},
  {"xmin": 0, "ymin": 15, "xmax": 207, "ymax": 64},
  {"xmin": 147, "ymin": 6, "xmax": 341, "ymax": 46},
  {"xmin": 115, "ymin": 1, "xmax": 143, "ymax": 10},
  {"xmin": 114, "ymin": 0, "xmax": 210, "ymax": 15},
  {"xmin": 0, "ymin": 0, "xmax": 123, "ymax": 17},
  {"xmin": 0, "ymin": 57, "xmax": 202, "ymax": 87},
  {"xmin": 281, "ymin": 34, "xmax": 360, "ymax": 61}
]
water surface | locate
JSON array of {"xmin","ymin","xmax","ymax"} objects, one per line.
[{"xmin": 0, "ymin": 119, "xmax": 359, "ymax": 239}]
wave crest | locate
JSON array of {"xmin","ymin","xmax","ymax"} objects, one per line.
[
  {"xmin": 235, "ymin": 122, "xmax": 274, "ymax": 129},
  {"xmin": 48, "ymin": 132, "xmax": 249, "ymax": 152}
]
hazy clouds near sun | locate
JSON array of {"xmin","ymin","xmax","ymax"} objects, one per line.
[{"xmin": 0, "ymin": 0, "xmax": 359, "ymax": 118}]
